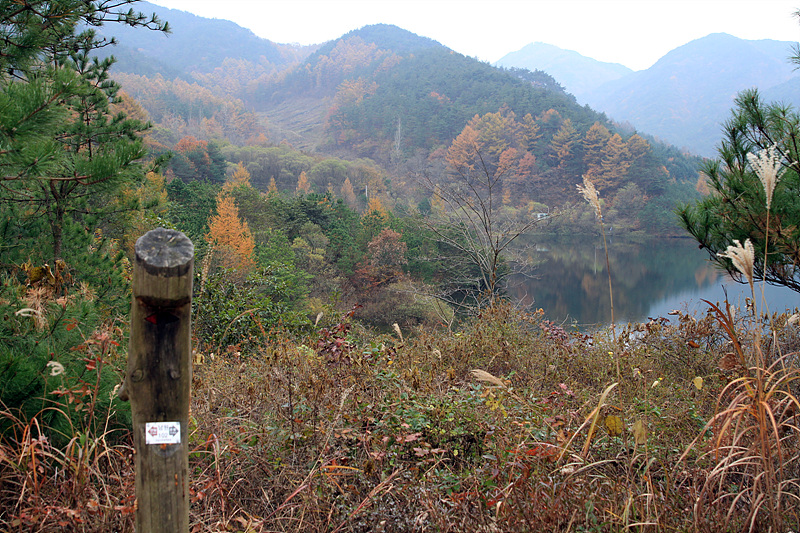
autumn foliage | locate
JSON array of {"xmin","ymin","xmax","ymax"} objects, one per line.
[
  {"xmin": 353, "ymin": 228, "xmax": 408, "ymax": 288},
  {"xmin": 205, "ymin": 192, "xmax": 256, "ymax": 276}
]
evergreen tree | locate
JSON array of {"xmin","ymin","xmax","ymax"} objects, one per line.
[
  {"xmin": 679, "ymin": 89, "xmax": 800, "ymax": 292},
  {"xmin": 0, "ymin": 0, "xmax": 169, "ymax": 445},
  {"xmin": 0, "ymin": 1, "xmax": 168, "ymax": 267}
]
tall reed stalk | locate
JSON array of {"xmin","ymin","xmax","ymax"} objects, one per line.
[{"xmin": 577, "ymin": 176, "xmax": 619, "ymax": 380}]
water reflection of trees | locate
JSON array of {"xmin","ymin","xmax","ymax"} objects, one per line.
[{"xmin": 507, "ymin": 237, "xmax": 721, "ymax": 325}]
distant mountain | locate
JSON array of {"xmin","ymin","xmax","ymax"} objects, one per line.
[
  {"xmin": 579, "ymin": 33, "xmax": 799, "ymax": 157},
  {"xmin": 495, "ymin": 43, "xmax": 632, "ymax": 98},
  {"xmin": 94, "ymin": 1, "xmax": 313, "ymax": 77},
  {"xmin": 761, "ymin": 74, "xmax": 800, "ymax": 106},
  {"xmin": 259, "ymin": 24, "xmax": 602, "ymax": 157},
  {"xmin": 497, "ymin": 33, "xmax": 800, "ymax": 157}
]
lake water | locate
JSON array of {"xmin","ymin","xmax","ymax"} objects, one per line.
[{"xmin": 507, "ymin": 236, "xmax": 799, "ymax": 328}]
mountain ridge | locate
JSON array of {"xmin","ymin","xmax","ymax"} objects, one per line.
[
  {"xmin": 95, "ymin": 1, "xmax": 315, "ymax": 78},
  {"xmin": 498, "ymin": 33, "xmax": 800, "ymax": 156},
  {"xmin": 495, "ymin": 42, "xmax": 632, "ymax": 98}
]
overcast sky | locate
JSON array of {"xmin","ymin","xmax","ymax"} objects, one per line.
[{"xmin": 146, "ymin": 0, "xmax": 800, "ymax": 71}]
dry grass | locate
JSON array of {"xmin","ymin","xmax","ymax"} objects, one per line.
[{"xmin": 1, "ymin": 301, "xmax": 798, "ymax": 531}]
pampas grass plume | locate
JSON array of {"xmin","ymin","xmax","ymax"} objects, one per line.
[
  {"xmin": 576, "ymin": 176, "xmax": 602, "ymax": 219},
  {"xmin": 470, "ymin": 369, "xmax": 506, "ymax": 388},
  {"xmin": 718, "ymin": 238, "xmax": 755, "ymax": 286},
  {"xmin": 392, "ymin": 323, "xmax": 404, "ymax": 343},
  {"xmin": 747, "ymin": 144, "xmax": 784, "ymax": 210}
]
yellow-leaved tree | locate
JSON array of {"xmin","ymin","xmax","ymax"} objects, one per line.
[
  {"xmin": 267, "ymin": 177, "xmax": 279, "ymax": 196},
  {"xmin": 296, "ymin": 171, "xmax": 311, "ymax": 195},
  {"xmin": 205, "ymin": 192, "xmax": 255, "ymax": 280},
  {"xmin": 340, "ymin": 176, "xmax": 358, "ymax": 209},
  {"xmin": 226, "ymin": 162, "xmax": 251, "ymax": 190},
  {"xmin": 115, "ymin": 171, "xmax": 169, "ymax": 253}
]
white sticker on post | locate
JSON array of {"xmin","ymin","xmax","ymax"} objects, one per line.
[{"xmin": 145, "ymin": 421, "xmax": 181, "ymax": 445}]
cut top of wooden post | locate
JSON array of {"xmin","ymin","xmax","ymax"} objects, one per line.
[
  {"xmin": 134, "ymin": 228, "xmax": 194, "ymax": 306},
  {"xmin": 135, "ymin": 228, "xmax": 194, "ymax": 274}
]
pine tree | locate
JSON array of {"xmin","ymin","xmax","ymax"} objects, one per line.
[
  {"xmin": 679, "ymin": 89, "xmax": 800, "ymax": 292},
  {"xmin": 0, "ymin": 1, "xmax": 168, "ymax": 266}
]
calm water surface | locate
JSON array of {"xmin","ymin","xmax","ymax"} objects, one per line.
[{"xmin": 508, "ymin": 236, "xmax": 799, "ymax": 327}]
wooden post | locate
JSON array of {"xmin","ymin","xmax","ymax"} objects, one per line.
[{"xmin": 123, "ymin": 228, "xmax": 194, "ymax": 533}]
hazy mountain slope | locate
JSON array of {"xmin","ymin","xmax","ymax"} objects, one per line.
[
  {"xmin": 761, "ymin": 74, "xmax": 800, "ymax": 105},
  {"xmin": 495, "ymin": 42, "xmax": 632, "ymax": 98},
  {"xmin": 257, "ymin": 24, "xmax": 602, "ymax": 158},
  {"xmin": 94, "ymin": 1, "xmax": 312, "ymax": 77},
  {"xmin": 103, "ymin": 43, "xmax": 193, "ymax": 81},
  {"xmin": 251, "ymin": 24, "xmax": 702, "ymax": 231},
  {"xmin": 580, "ymin": 33, "xmax": 798, "ymax": 156}
]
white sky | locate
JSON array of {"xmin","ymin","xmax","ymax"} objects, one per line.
[{"xmin": 146, "ymin": 0, "xmax": 800, "ymax": 71}]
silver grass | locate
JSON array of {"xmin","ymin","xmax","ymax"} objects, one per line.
[
  {"xmin": 747, "ymin": 144, "xmax": 784, "ymax": 210},
  {"xmin": 576, "ymin": 176, "xmax": 601, "ymax": 219},
  {"xmin": 718, "ymin": 239, "xmax": 755, "ymax": 286},
  {"xmin": 47, "ymin": 361, "xmax": 65, "ymax": 376},
  {"xmin": 392, "ymin": 322, "xmax": 404, "ymax": 343},
  {"xmin": 470, "ymin": 369, "xmax": 506, "ymax": 388}
]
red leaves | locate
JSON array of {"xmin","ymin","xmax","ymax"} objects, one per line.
[{"xmin": 314, "ymin": 305, "xmax": 361, "ymax": 365}]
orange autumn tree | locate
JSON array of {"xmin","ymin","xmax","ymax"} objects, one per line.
[
  {"xmin": 443, "ymin": 109, "xmax": 544, "ymax": 205},
  {"xmin": 205, "ymin": 192, "xmax": 256, "ymax": 279},
  {"xmin": 296, "ymin": 171, "xmax": 312, "ymax": 195}
]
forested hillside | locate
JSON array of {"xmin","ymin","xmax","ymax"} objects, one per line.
[{"xmin": 96, "ymin": 10, "xmax": 703, "ymax": 235}]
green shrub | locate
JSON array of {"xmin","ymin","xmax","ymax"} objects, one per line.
[
  {"xmin": 0, "ymin": 276, "xmax": 130, "ymax": 446},
  {"xmin": 193, "ymin": 267, "xmax": 312, "ymax": 352}
]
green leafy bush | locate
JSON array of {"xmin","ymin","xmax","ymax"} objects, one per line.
[{"xmin": 193, "ymin": 267, "xmax": 311, "ymax": 352}]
